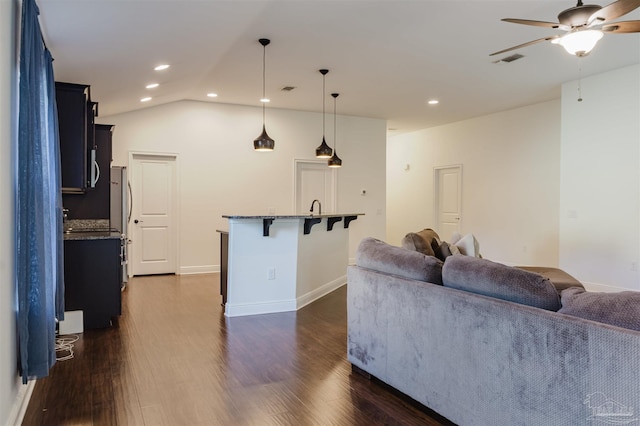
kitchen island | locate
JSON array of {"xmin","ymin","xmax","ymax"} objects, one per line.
[{"xmin": 221, "ymin": 213, "xmax": 363, "ymax": 317}]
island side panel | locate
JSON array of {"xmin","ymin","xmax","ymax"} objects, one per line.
[
  {"xmin": 226, "ymin": 218, "xmax": 299, "ymax": 317},
  {"xmin": 296, "ymin": 218, "xmax": 349, "ymax": 308}
]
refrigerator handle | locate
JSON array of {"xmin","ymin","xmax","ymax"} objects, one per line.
[
  {"xmin": 127, "ymin": 180, "xmax": 133, "ymax": 224},
  {"xmin": 90, "ymin": 149, "xmax": 99, "ymax": 188},
  {"xmin": 92, "ymin": 160, "xmax": 100, "ymax": 187}
]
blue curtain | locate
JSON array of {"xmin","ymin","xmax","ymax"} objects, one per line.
[{"xmin": 17, "ymin": 0, "xmax": 64, "ymax": 383}]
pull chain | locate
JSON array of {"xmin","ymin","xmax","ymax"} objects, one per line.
[{"xmin": 577, "ymin": 57, "xmax": 583, "ymax": 102}]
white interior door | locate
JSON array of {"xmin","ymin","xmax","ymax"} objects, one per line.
[
  {"xmin": 294, "ymin": 160, "xmax": 336, "ymax": 214},
  {"xmin": 130, "ymin": 153, "xmax": 177, "ymax": 276},
  {"xmin": 435, "ymin": 165, "xmax": 462, "ymax": 240}
]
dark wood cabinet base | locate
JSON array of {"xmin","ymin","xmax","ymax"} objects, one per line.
[{"xmin": 63, "ymin": 238, "xmax": 121, "ymax": 329}]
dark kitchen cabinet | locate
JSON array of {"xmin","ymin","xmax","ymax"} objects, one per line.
[
  {"xmin": 56, "ymin": 82, "xmax": 96, "ymax": 193},
  {"xmin": 64, "ymin": 237, "xmax": 122, "ymax": 329},
  {"xmin": 219, "ymin": 230, "xmax": 228, "ymax": 305},
  {"xmin": 62, "ymin": 124, "xmax": 114, "ymax": 219}
]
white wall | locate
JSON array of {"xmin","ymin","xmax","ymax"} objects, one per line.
[
  {"xmin": 1, "ymin": 0, "xmax": 19, "ymax": 423},
  {"xmin": 102, "ymin": 100, "xmax": 386, "ymax": 273},
  {"xmin": 387, "ymin": 100, "xmax": 561, "ymax": 266},
  {"xmin": 560, "ymin": 64, "xmax": 640, "ymax": 291}
]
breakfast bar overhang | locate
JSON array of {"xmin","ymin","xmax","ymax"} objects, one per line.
[{"xmin": 221, "ymin": 213, "xmax": 364, "ymax": 317}]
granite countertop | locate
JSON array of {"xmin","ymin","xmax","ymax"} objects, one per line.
[
  {"xmin": 63, "ymin": 218, "xmax": 123, "ymax": 241},
  {"xmin": 223, "ymin": 213, "xmax": 365, "ymax": 219},
  {"xmin": 63, "ymin": 231, "xmax": 123, "ymax": 241}
]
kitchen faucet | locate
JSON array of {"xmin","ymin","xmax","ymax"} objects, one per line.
[{"xmin": 309, "ymin": 199, "xmax": 322, "ymax": 215}]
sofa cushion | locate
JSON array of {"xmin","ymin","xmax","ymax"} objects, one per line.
[
  {"xmin": 516, "ymin": 266, "xmax": 585, "ymax": 292},
  {"xmin": 559, "ymin": 287, "xmax": 640, "ymax": 331},
  {"xmin": 401, "ymin": 228, "xmax": 441, "ymax": 257},
  {"xmin": 442, "ymin": 255, "xmax": 561, "ymax": 311},
  {"xmin": 356, "ymin": 237, "xmax": 443, "ymax": 284}
]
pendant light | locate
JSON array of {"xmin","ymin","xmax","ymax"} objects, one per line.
[
  {"xmin": 328, "ymin": 93, "xmax": 342, "ymax": 168},
  {"xmin": 254, "ymin": 38, "xmax": 275, "ymax": 151},
  {"xmin": 315, "ymin": 69, "xmax": 333, "ymax": 158}
]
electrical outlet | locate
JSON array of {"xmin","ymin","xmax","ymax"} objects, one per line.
[{"xmin": 267, "ymin": 267, "xmax": 276, "ymax": 280}]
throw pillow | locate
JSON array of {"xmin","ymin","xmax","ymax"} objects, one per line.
[
  {"xmin": 401, "ymin": 228, "xmax": 441, "ymax": 257},
  {"xmin": 434, "ymin": 241, "xmax": 452, "ymax": 262},
  {"xmin": 357, "ymin": 237, "xmax": 443, "ymax": 284},
  {"xmin": 454, "ymin": 233, "xmax": 481, "ymax": 257},
  {"xmin": 416, "ymin": 228, "xmax": 441, "ymax": 246},
  {"xmin": 442, "ymin": 255, "xmax": 561, "ymax": 311},
  {"xmin": 448, "ymin": 243, "xmax": 461, "ymax": 255},
  {"xmin": 558, "ymin": 287, "xmax": 640, "ymax": 331}
]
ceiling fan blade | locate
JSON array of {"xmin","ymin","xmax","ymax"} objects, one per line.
[
  {"xmin": 602, "ymin": 19, "xmax": 640, "ymax": 32},
  {"xmin": 502, "ymin": 18, "xmax": 567, "ymax": 29},
  {"xmin": 588, "ymin": 0, "xmax": 640, "ymax": 25},
  {"xmin": 489, "ymin": 35, "xmax": 560, "ymax": 56}
]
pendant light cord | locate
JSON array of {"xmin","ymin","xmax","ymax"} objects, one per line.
[
  {"xmin": 333, "ymin": 96, "xmax": 337, "ymax": 151},
  {"xmin": 262, "ymin": 43, "xmax": 266, "ymax": 122},
  {"xmin": 322, "ymin": 73, "xmax": 326, "ymax": 136}
]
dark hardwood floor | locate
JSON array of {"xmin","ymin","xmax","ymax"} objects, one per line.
[{"xmin": 23, "ymin": 274, "xmax": 454, "ymax": 425}]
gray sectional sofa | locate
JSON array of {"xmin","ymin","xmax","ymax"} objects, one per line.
[{"xmin": 347, "ymin": 237, "xmax": 640, "ymax": 425}]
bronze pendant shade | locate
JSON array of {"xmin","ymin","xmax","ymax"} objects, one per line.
[
  {"xmin": 315, "ymin": 69, "xmax": 333, "ymax": 158},
  {"xmin": 254, "ymin": 124, "xmax": 274, "ymax": 151},
  {"xmin": 254, "ymin": 38, "xmax": 274, "ymax": 151},
  {"xmin": 328, "ymin": 92, "xmax": 342, "ymax": 168}
]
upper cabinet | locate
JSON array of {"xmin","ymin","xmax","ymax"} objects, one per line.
[
  {"xmin": 61, "ymin": 124, "xmax": 114, "ymax": 219},
  {"xmin": 56, "ymin": 82, "xmax": 97, "ymax": 193}
]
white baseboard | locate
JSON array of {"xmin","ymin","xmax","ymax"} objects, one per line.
[
  {"xmin": 225, "ymin": 299, "xmax": 297, "ymax": 317},
  {"xmin": 178, "ymin": 265, "xmax": 219, "ymax": 275},
  {"xmin": 582, "ymin": 281, "xmax": 637, "ymax": 293},
  {"xmin": 296, "ymin": 276, "xmax": 346, "ymax": 310},
  {"xmin": 8, "ymin": 378, "xmax": 34, "ymax": 426},
  {"xmin": 224, "ymin": 276, "xmax": 347, "ymax": 317}
]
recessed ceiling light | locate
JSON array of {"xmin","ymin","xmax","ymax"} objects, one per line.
[
  {"xmin": 140, "ymin": 97, "xmax": 152, "ymax": 102},
  {"xmin": 428, "ymin": 99, "xmax": 439, "ymax": 105},
  {"xmin": 207, "ymin": 93, "xmax": 218, "ymax": 98},
  {"xmin": 154, "ymin": 64, "xmax": 170, "ymax": 71},
  {"xmin": 260, "ymin": 98, "xmax": 270, "ymax": 103},
  {"xmin": 146, "ymin": 83, "xmax": 159, "ymax": 89}
]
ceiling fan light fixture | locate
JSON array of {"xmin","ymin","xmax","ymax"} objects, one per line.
[{"xmin": 552, "ymin": 29, "xmax": 603, "ymax": 56}]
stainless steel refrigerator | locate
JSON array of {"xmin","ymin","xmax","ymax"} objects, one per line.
[{"xmin": 110, "ymin": 166, "xmax": 129, "ymax": 283}]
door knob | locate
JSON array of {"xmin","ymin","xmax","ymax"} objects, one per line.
[{"xmin": 134, "ymin": 219, "xmax": 143, "ymax": 224}]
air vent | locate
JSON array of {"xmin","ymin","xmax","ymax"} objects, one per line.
[
  {"xmin": 493, "ymin": 53, "xmax": 524, "ymax": 64},
  {"xmin": 281, "ymin": 86, "xmax": 296, "ymax": 92}
]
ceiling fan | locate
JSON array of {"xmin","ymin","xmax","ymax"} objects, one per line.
[{"xmin": 490, "ymin": 0, "xmax": 640, "ymax": 57}]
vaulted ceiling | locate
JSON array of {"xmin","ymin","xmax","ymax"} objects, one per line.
[{"xmin": 39, "ymin": 0, "xmax": 640, "ymax": 134}]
